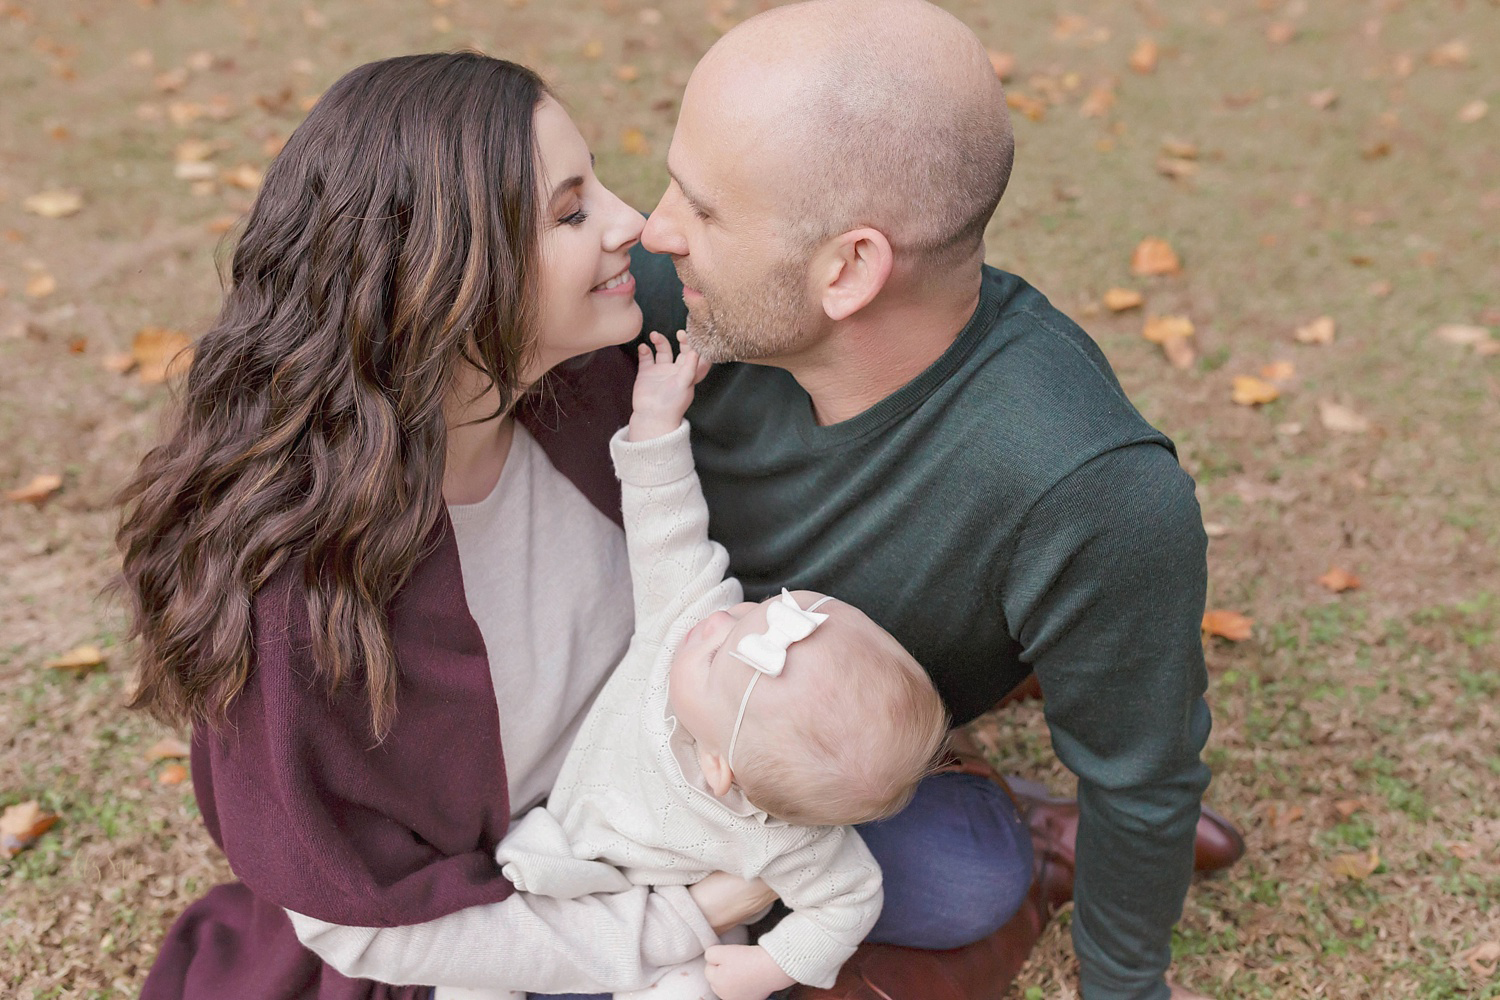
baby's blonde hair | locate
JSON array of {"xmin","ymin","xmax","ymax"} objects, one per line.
[{"xmin": 732, "ymin": 604, "xmax": 949, "ymax": 826}]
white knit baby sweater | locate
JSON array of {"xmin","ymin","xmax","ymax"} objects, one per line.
[{"xmin": 494, "ymin": 421, "xmax": 883, "ymax": 990}]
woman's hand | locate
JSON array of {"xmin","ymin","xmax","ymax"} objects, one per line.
[{"xmin": 688, "ymin": 871, "xmax": 778, "ymax": 935}]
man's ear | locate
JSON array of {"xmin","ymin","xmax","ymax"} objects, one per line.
[
  {"xmin": 816, "ymin": 227, "xmax": 894, "ymax": 322},
  {"xmin": 697, "ymin": 745, "xmax": 736, "ymax": 798}
]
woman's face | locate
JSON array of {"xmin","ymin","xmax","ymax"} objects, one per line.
[{"xmin": 525, "ymin": 97, "xmax": 645, "ymax": 383}]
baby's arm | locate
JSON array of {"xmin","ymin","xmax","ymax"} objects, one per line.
[
  {"xmin": 610, "ymin": 333, "xmax": 740, "ymax": 636},
  {"xmin": 707, "ymin": 826, "xmax": 884, "ymax": 998}
]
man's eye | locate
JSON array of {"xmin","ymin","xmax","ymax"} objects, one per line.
[{"xmin": 560, "ymin": 209, "xmax": 589, "ymax": 226}]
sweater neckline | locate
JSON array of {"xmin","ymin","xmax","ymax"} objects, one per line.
[
  {"xmin": 791, "ymin": 276, "xmax": 1001, "ymax": 451},
  {"xmin": 446, "ymin": 423, "xmax": 534, "ymax": 527}
]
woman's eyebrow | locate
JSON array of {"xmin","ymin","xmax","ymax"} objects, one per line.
[{"xmin": 547, "ymin": 155, "xmax": 596, "ymax": 206}]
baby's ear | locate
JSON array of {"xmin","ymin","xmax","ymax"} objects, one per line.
[{"xmin": 697, "ymin": 746, "xmax": 736, "ymax": 798}]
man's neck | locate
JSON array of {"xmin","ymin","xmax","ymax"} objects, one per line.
[{"xmin": 781, "ymin": 275, "xmax": 982, "ymax": 427}]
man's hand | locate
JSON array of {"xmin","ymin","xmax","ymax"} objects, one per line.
[
  {"xmin": 703, "ymin": 943, "xmax": 796, "ymax": 1000},
  {"xmin": 628, "ymin": 331, "xmax": 711, "ymax": 441},
  {"xmin": 687, "ymin": 871, "xmax": 778, "ymax": 935}
]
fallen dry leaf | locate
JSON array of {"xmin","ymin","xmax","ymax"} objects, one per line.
[
  {"xmin": 1332, "ymin": 798, "xmax": 1365, "ymax": 819},
  {"xmin": 1368, "ymin": 280, "xmax": 1392, "ymax": 298},
  {"xmin": 1160, "ymin": 138, "xmax": 1199, "ymax": 160},
  {"xmin": 1156, "ymin": 156, "xmax": 1199, "ymax": 180},
  {"xmin": 1103, "ymin": 287, "xmax": 1143, "ymax": 312},
  {"xmin": 1460, "ymin": 941, "xmax": 1500, "ymax": 978},
  {"xmin": 1, "ymin": 800, "xmax": 59, "ymax": 858},
  {"xmin": 1231, "ymin": 375, "xmax": 1280, "ymax": 406},
  {"xmin": 1317, "ymin": 567, "xmax": 1362, "ymax": 593},
  {"xmin": 1446, "ymin": 841, "xmax": 1479, "ymax": 861},
  {"xmin": 45, "ymin": 645, "xmax": 106, "ymax": 674},
  {"xmin": 158, "ymin": 763, "xmax": 190, "ymax": 786},
  {"xmin": 1295, "ymin": 315, "xmax": 1337, "ymax": 344},
  {"xmin": 222, "ymin": 164, "xmax": 263, "ymax": 191},
  {"xmin": 620, "ymin": 127, "xmax": 649, "ymax": 156},
  {"xmin": 23, "ymin": 276, "xmax": 55, "ymax": 301},
  {"xmin": 1329, "ymin": 846, "xmax": 1380, "ymax": 880},
  {"xmin": 132, "ymin": 327, "xmax": 194, "ymax": 383},
  {"xmin": 1308, "ymin": 88, "xmax": 1338, "ymax": 110},
  {"xmin": 1266, "ymin": 802, "xmax": 1304, "ymax": 829},
  {"xmin": 582, "ymin": 39, "xmax": 604, "ymax": 60},
  {"xmin": 1266, "ymin": 21, "xmax": 1296, "ymax": 45},
  {"xmin": 1142, "ymin": 314, "xmax": 1193, "ymax": 343},
  {"xmin": 1428, "ymin": 39, "xmax": 1470, "ymax": 68},
  {"xmin": 103, "ymin": 352, "xmax": 138, "ymax": 374},
  {"xmin": 1131, "ymin": 237, "xmax": 1180, "ymax": 276},
  {"xmin": 1162, "ymin": 335, "xmax": 1196, "ymax": 370},
  {"xmin": 1260, "ymin": 360, "xmax": 1296, "ymax": 381},
  {"xmin": 987, "ymin": 50, "xmax": 1015, "ymax": 81},
  {"xmin": 1433, "ymin": 324, "xmax": 1492, "ymax": 347},
  {"xmin": 6, "ymin": 473, "xmax": 63, "ymax": 505},
  {"xmin": 1202, "ymin": 610, "xmax": 1253, "ymax": 641},
  {"xmin": 1128, "ymin": 37, "xmax": 1158, "ymax": 74},
  {"xmin": 173, "ymin": 161, "xmax": 216, "ymax": 181},
  {"xmin": 1005, "ymin": 92, "xmax": 1046, "ymax": 122},
  {"xmin": 1318, "ymin": 400, "xmax": 1370, "ymax": 433},
  {"xmin": 174, "ymin": 138, "xmax": 219, "ymax": 163},
  {"xmin": 614, "ymin": 64, "xmax": 639, "ymax": 83},
  {"xmin": 154, "ymin": 66, "xmax": 190, "ymax": 93},
  {"xmin": 23, "ymin": 189, "xmax": 84, "ymax": 218},
  {"xmin": 1452, "ymin": 100, "xmax": 1488, "ymax": 127},
  {"xmin": 146, "ymin": 737, "xmax": 192, "ymax": 762},
  {"xmin": 1079, "ymin": 84, "xmax": 1115, "ymax": 118}
]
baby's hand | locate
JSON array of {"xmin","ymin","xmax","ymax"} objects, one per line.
[
  {"xmin": 702, "ymin": 944, "xmax": 796, "ymax": 1000},
  {"xmin": 628, "ymin": 331, "xmax": 711, "ymax": 441}
]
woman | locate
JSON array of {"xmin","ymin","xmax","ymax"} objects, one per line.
[{"xmin": 118, "ymin": 53, "xmax": 765, "ymax": 1000}]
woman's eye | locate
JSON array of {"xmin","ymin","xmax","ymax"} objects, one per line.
[{"xmin": 560, "ymin": 209, "xmax": 590, "ymax": 227}]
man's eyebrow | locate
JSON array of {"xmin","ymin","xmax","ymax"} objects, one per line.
[
  {"xmin": 548, "ymin": 154, "xmax": 596, "ymax": 206},
  {"xmin": 666, "ymin": 164, "xmax": 714, "ymax": 218}
]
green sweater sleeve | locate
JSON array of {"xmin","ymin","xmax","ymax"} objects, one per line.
[{"xmin": 1000, "ymin": 443, "xmax": 1213, "ymax": 1000}]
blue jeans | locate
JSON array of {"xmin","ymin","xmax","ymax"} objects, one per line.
[{"xmin": 531, "ymin": 770, "xmax": 1033, "ymax": 999}]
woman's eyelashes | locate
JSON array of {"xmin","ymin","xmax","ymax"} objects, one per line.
[{"xmin": 559, "ymin": 208, "xmax": 590, "ymax": 227}]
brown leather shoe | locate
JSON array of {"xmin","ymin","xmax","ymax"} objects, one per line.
[{"xmin": 1006, "ymin": 775, "xmax": 1247, "ymax": 879}]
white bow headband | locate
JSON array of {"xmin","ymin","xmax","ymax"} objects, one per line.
[{"xmin": 726, "ymin": 589, "xmax": 835, "ymax": 773}]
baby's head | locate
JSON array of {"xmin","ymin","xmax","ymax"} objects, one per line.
[{"xmin": 669, "ymin": 590, "xmax": 949, "ymax": 826}]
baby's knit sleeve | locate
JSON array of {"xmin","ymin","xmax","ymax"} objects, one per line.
[
  {"xmin": 610, "ymin": 422, "xmax": 739, "ymax": 638},
  {"xmin": 753, "ymin": 826, "xmax": 884, "ymax": 989}
]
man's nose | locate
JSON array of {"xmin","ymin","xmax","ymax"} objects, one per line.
[{"xmin": 642, "ymin": 191, "xmax": 687, "ymax": 257}]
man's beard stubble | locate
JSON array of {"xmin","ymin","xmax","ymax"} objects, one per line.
[{"xmin": 675, "ymin": 258, "xmax": 816, "ymax": 365}]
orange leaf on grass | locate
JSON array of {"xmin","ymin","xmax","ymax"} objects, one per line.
[
  {"xmin": 1103, "ymin": 287, "xmax": 1143, "ymax": 312},
  {"xmin": 158, "ymin": 763, "xmax": 190, "ymax": 786},
  {"xmin": 1005, "ymin": 92, "xmax": 1046, "ymax": 122},
  {"xmin": 1260, "ymin": 360, "xmax": 1296, "ymax": 381},
  {"xmin": 1332, "ymin": 798, "xmax": 1365, "ymax": 819},
  {"xmin": 1329, "ymin": 846, "xmax": 1380, "ymax": 880},
  {"xmin": 1202, "ymin": 610, "xmax": 1253, "ymax": 641},
  {"xmin": 6, "ymin": 473, "xmax": 63, "ymax": 505},
  {"xmin": 146, "ymin": 737, "xmax": 192, "ymax": 762},
  {"xmin": 1294, "ymin": 316, "xmax": 1336, "ymax": 344},
  {"xmin": 1317, "ymin": 567, "xmax": 1361, "ymax": 593},
  {"xmin": 1142, "ymin": 314, "xmax": 1193, "ymax": 343},
  {"xmin": 1231, "ymin": 375, "xmax": 1280, "ymax": 406},
  {"xmin": 1, "ymin": 801, "xmax": 59, "ymax": 858},
  {"xmin": 45, "ymin": 645, "xmax": 106, "ymax": 674},
  {"xmin": 1130, "ymin": 237, "xmax": 1180, "ymax": 276},
  {"xmin": 131, "ymin": 327, "xmax": 193, "ymax": 383},
  {"xmin": 1128, "ymin": 37, "xmax": 1158, "ymax": 74},
  {"xmin": 987, "ymin": 50, "xmax": 1015, "ymax": 81}
]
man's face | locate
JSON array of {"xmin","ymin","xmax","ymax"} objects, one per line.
[{"xmin": 642, "ymin": 75, "xmax": 823, "ymax": 364}]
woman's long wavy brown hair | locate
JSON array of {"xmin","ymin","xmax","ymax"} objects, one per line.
[{"xmin": 117, "ymin": 53, "xmax": 549, "ymax": 740}]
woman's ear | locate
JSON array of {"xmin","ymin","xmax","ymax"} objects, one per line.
[
  {"xmin": 816, "ymin": 227, "xmax": 894, "ymax": 322},
  {"xmin": 697, "ymin": 745, "xmax": 736, "ymax": 798}
]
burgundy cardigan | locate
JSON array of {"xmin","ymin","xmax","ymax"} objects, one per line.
[{"xmin": 141, "ymin": 347, "xmax": 636, "ymax": 1000}]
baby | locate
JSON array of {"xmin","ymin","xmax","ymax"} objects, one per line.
[{"xmin": 492, "ymin": 334, "xmax": 949, "ymax": 1000}]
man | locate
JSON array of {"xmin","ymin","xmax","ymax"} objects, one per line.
[{"xmin": 626, "ymin": 1, "xmax": 1244, "ymax": 997}]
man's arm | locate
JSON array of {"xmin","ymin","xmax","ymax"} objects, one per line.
[{"xmin": 1000, "ymin": 443, "xmax": 1212, "ymax": 1000}]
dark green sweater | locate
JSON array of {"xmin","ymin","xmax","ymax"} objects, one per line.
[{"xmin": 630, "ymin": 245, "xmax": 1213, "ymax": 1000}]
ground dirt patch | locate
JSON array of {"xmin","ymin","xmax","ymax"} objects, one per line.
[{"xmin": 2, "ymin": 1, "xmax": 1497, "ymax": 997}]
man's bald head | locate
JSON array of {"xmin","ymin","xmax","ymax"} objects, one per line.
[{"xmin": 687, "ymin": 0, "xmax": 1013, "ymax": 265}]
